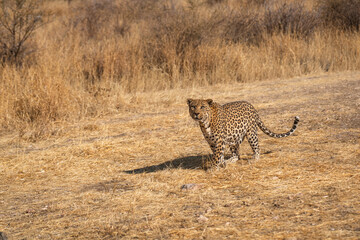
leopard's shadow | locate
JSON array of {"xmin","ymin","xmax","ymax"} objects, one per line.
[
  {"xmin": 123, "ymin": 153, "xmax": 259, "ymax": 174},
  {"xmin": 123, "ymin": 155, "xmax": 210, "ymax": 174}
]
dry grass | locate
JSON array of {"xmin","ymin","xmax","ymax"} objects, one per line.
[
  {"xmin": 1, "ymin": 72, "xmax": 359, "ymax": 239},
  {"xmin": 1, "ymin": 0, "xmax": 360, "ymax": 238},
  {"xmin": 1, "ymin": 0, "xmax": 360, "ymax": 134}
]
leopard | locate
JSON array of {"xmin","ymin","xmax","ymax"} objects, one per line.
[{"xmin": 187, "ymin": 98, "xmax": 299, "ymax": 167}]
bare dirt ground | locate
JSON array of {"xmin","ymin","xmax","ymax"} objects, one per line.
[{"xmin": 1, "ymin": 72, "xmax": 359, "ymax": 239}]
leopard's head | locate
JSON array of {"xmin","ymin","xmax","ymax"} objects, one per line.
[{"xmin": 187, "ymin": 98, "xmax": 213, "ymax": 122}]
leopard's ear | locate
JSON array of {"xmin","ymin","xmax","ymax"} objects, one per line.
[
  {"xmin": 187, "ymin": 99, "xmax": 193, "ymax": 106},
  {"xmin": 206, "ymin": 99, "xmax": 213, "ymax": 105}
]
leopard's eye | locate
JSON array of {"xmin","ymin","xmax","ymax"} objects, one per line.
[
  {"xmin": 200, "ymin": 106, "xmax": 205, "ymax": 109},
  {"xmin": 191, "ymin": 106, "xmax": 195, "ymax": 110}
]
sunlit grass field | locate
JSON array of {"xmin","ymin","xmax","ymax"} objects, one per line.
[
  {"xmin": 1, "ymin": 0, "xmax": 360, "ymax": 239},
  {"xmin": 1, "ymin": 72, "xmax": 359, "ymax": 239}
]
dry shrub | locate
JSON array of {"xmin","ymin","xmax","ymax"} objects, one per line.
[
  {"xmin": 72, "ymin": 0, "xmax": 113, "ymax": 38},
  {"xmin": 223, "ymin": 11, "xmax": 264, "ymax": 45},
  {"xmin": 264, "ymin": 2, "xmax": 319, "ymax": 38},
  {"xmin": 0, "ymin": 0, "xmax": 46, "ymax": 65},
  {"xmin": 118, "ymin": 0, "xmax": 164, "ymax": 21},
  {"xmin": 218, "ymin": 2, "xmax": 319, "ymax": 44},
  {"xmin": 142, "ymin": 7, "xmax": 223, "ymax": 81},
  {"xmin": 205, "ymin": 0, "xmax": 227, "ymax": 6},
  {"xmin": 246, "ymin": 0, "xmax": 266, "ymax": 5},
  {"xmin": 67, "ymin": 0, "xmax": 129, "ymax": 40},
  {"xmin": 317, "ymin": 0, "xmax": 360, "ymax": 31}
]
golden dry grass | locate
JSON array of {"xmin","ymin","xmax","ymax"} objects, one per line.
[
  {"xmin": 1, "ymin": 0, "xmax": 360, "ymax": 133},
  {"xmin": 1, "ymin": 72, "xmax": 359, "ymax": 239}
]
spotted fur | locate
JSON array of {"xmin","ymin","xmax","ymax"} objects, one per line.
[{"xmin": 187, "ymin": 98, "xmax": 299, "ymax": 167}]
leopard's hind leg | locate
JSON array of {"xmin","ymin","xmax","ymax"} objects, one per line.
[
  {"xmin": 246, "ymin": 127, "xmax": 260, "ymax": 160},
  {"xmin": 228, "ymin": 144, "xmax": 240, "ymax": 163}
]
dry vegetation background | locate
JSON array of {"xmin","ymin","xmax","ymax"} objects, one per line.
[
  {"xmin": 0, "ymin": 0, "xmax": 360, "ymax": 134},
  {"xmin": 0, "ymin": 0, "xmax": 360, "ymax": 239}
]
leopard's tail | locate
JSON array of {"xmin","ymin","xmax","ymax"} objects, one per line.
[{"xmin": 256, "ymin": 116, "xmax": 299, "ymax": 138}]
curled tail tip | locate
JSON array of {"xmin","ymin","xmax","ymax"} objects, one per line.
[{"xmin": 295, "ymin": 116, "xmax": 300, "ymax": 122}]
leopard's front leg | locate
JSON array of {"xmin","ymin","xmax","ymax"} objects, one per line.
[{"xmin": 211, "ymin": 141, "xmax": 225, "ymax": 168}]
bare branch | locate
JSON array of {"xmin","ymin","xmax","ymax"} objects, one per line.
[{"xmin": 0, "ymin": 0, "xmax": 45, "ymax": 64}]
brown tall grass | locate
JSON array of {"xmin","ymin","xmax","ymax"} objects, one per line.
[{"xmin": 1, "ymin": 0, "xmax": 360, "ymax": 136}]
